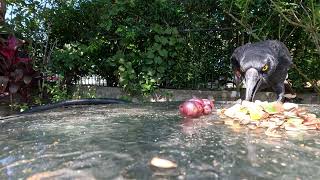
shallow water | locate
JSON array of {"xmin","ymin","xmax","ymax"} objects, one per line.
[{"xmin": 0, "ymin": 102, "xmax": 319, "ymax": 180}]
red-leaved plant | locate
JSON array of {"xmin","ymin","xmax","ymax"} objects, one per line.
[{"xmin": 0, "ymin": 34, "xmax": 38, "ymax": 101}]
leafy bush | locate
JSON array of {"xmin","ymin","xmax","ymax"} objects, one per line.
[{"xmin": 6, "ymin": 0, "xmax": 320, "ymax": 99}]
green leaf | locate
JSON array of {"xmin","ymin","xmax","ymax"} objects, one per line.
[
  {"xmin": 153, "ymin": 43, "xmax": 162, "ymax": 51},
  {"xmin": 172, "ymin": 28, "xmax": 179, "ymax": 35},
  {"xmin": 160, "ymin": 37, "xmax": 168, "ymax": 45},
  {"xmin": 118, "ymin": 66, "xmax": 126, "ymax": 72},
  {"xmin": 158, "ymin": 49, "xmax": 168, "ymax": 57},
  {"xmin": 164, "ymin": 28, "xmax": 172, "ymax": 34},
  {"xmin": 129, "ymin": 74, "xmax": 136, "ymax": 79},
  {"xmin": 154, "ymin": 56, "xmax": 163, "ymax": 64},
  {"xmin": 147, "ymin": 51, "xmax": 155, "ymax": 59},
  {"xmin": 145, "ymin": 58, "xmax": 153, "ymax": 65},
  {"xmin": 151, "ymin": 24, "xmax": 163, "ymax": 34},
  {"xmin": 142, "ymin": 84, "xmax": 152, "ymax": 90},
  {"xmin": 168, "ymin": 37, "xmax": 176, "ymax": 45},
  {"xmin": 147, "ymin": 70, "xmax": 155, "ymax": 76},
  {"xmin": 157, "ymin": 66, "xmax": 166, "ymax": 73},
  {"xmin": 103, "ymin": 19, "xmax": 113, "ymax": 31},
  {"xmin": 119, "ymin": 58, "xmax": 125, "ymax": 64},
  {"xmin": 170, "ymin": 52, "xmax": 177, "ymax": 57},
  {"xmin": 154, "ymin": 35, "xmax": 161, "ymax": 42},
  {"xmin": 125, "ymin": 61, "xmax": 132, "ymax": 68}
]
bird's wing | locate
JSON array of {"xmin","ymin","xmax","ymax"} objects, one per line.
[{"xmin": 269, "ymin": 40, "xmax": 293, "ymax": 68}]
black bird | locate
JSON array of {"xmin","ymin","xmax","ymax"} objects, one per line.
[{"xmin": 231, "ymin": 40, "xmax": 293, "ymax": 102}]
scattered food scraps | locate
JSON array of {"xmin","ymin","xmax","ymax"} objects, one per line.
[{"xmin": 217, "ymin": 100, "xmax": 320, "ymax": 137}]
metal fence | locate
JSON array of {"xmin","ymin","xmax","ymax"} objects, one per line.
[
  {"xmin": 76, "ymin": 74, "xmax": 236, "ymax": 90},
  {"xmin": 75, "ymin": 75, "xmax": 109, "ymax": 87}
]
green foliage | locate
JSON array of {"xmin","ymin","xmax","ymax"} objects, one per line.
[
  {"xmin": 44, "ymin": 84, "xmax": 69, "ymax": 102},
  {"xmin": 51, "ymin": 43, "xmax": 94, "ymax": 81},
  {"xmin": 103, "ymin": 24, "xmax": 184, "ymax": 95},
  {"xmin": 10, "ymin": 102, "xmax": 29, "ymax": 112},
  {"xmin": 94, "ymin": 0, "xmax": 233, "ymax": 94},
  {"xmin": 6, "ymin": 0, "xmax": 320, "ymax": 100},
  {"xmin": 72, "ymin": 85, "xmax": 96, "ymax": 99}
]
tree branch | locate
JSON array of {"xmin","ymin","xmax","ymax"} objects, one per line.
[
  {"xmin": 225, "ymin": 11, "xmax": 261, "ymax": 41},
  {"xmin": 270, "ymin": 0, "xmax": 308, "ymax": 29}
]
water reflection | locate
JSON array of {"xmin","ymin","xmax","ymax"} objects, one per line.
[
  {"xmin": 0, "ymin": 103, "xmax": 319, "ymax": 179},
  {"xmin": 180, "ymin": 117, "xmax": 213, "ymax": 136}
]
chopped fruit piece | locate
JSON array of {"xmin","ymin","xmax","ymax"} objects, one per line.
[
  {"xmin": 150, "ymin": 157, "xmax": 177, "ymax": 169},
  {"xmin": 283, "ymin": 103, "xmax": 298, "ymax": 111},
  {"xmin": 287, "ymin": 118, "xmax": 304, "ymax": 126}
]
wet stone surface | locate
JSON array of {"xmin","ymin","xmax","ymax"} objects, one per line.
[{"xmin": 0, "ymin": 102, "xmax": 319, "ymax": 180}]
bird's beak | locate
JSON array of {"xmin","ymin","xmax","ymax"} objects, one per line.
[{"xmin": 245, "ymin": 68, "xmax": 262, "ymax": 101}]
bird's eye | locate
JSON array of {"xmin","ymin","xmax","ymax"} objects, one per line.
[{"xmin": 262, "ymin": 64, "xmax": 269, "ymax": 72}]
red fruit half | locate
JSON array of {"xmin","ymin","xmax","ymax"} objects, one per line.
[
  {"xmin": 202, "ymin": 99, "xmax": 214, "ymax": 109},
  {"xmin": 179, "ymin": 101, "xmax": 202, "ymax": 118},
  {"xmin": 189, "ymin": 97, "xmax": 205, "ymax": 107},
  {"xmin": 203, "ymin": 104, "xmax": 212, "ymax": 115}
]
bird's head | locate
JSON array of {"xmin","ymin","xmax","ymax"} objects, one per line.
[{"xmin": 232, "ymin": 52, "xmax": 278, "ymax": 101}]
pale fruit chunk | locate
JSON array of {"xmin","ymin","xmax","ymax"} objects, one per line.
[
  {"xmin": 284, "ymin": 111, "xmax": 298, "ymax": 118},
  {"xmin": 287, "ymin": 118, "xmax": 304, "ymax": 126},
  {"xmin": 262, "ymin": 102, "xmax": 283, "ymax": 114},
  {"xmin": 223, "ymin": 104, "xmax": 242, "ymax": 118},
  {"xmin": 248, "ymin": 106, "xmax": 265, "ymax": 120},
  {"xmin": 265, "ymin": 126, "xmax": 282, "ymax": 138},
  {"xmin": 238, "ymin": 114, "xmax": 251, "ymax": 124},
  {"xmin": 150, "ymin": 157, "xmax": 177, "ymax": 169},
  {"xmin": 303, "ymin": 113, "xmax": 317, "ymax": 121},
  {"xmin": 241, "ymin": 101, "xmax": 265, "ymax": 120},
  {"xmin": 283, "ymin": 122, "xmax": 311, "ymax": 131},
  {"xmin": 283, "ymin": 103, "xmax": 298, "ymax": 111}
]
